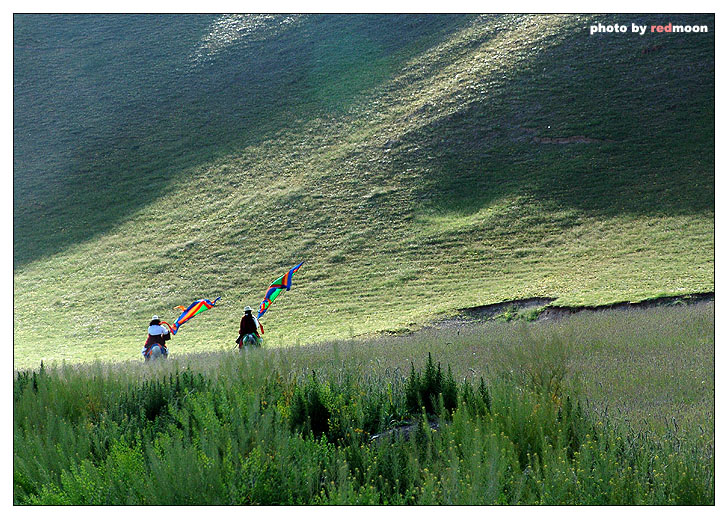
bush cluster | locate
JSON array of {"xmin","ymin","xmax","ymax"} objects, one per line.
[{"xmin": 14, "ymin": 353, "xmax": 714, "ymax": 505}]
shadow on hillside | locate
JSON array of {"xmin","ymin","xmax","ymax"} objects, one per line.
[
  {"xmin": 14, "ymin": 14, "xmax": 714, "ymax": 269},
  {"xmin": 391, "ymin": 13, "xmax": 714, "ymax": 221},
  {"xmin": 14, "ymin": 14, "xmax": 474, "ymax": 268}
]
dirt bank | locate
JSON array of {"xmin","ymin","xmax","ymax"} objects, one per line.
[
  {"xmin": 427, "ymin": 292, "xmax": 714, "ymax": 330},
  {"xmin": 537, "ymin": 292, "xmax": 714, "ymax": 321}
]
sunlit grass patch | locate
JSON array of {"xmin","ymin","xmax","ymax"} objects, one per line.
[{"xmin": 14, "ymin": 14, "xmax": 713, "ymax": 367}]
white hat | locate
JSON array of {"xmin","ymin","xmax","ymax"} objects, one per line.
[
  {"xmin": 244, "ymin": 306, "xmax": 252, "ymax": 312},
  {"xmin": 152, "ymin": 315, "xmax": 160, "ymax": 320}
]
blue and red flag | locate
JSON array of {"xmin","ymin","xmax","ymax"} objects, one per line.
[{"xmin": 258, "ymin": 262, "xmax": 304, "ymax": 319}]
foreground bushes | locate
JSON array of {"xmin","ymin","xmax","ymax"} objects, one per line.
[{"xmin": 14, "ymin": 352, "xmax": 713, "ymax": 505}]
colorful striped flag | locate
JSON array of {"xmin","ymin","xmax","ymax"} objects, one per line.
[
  {"xmin": 258, "ymin": 262, "xmax": 304, "ymax": 319},
  {"xmin": 168, "ymin": 297, "xmax": 221, "ymax": 334}
]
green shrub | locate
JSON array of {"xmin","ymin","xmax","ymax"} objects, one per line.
[
  {"xmin": 289, "ymin": 373, "xmax": 331, "ymax": 439},
  {"xmin": 13, "ymin": 348, "xmax": 714, "ymax": 505}
]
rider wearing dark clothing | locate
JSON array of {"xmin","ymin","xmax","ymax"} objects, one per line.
[
  {"xmin": 236, "ymin": 306, "xmax": 262, "ymax": 348},
  {"xmin": 239, "ymin": 313, "xmax": 258, "ymax": 335}
]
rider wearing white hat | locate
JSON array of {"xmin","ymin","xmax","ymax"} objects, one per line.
[
  {"xmin": 237, "ymin": 305, "xmax": 263, "ymax": 348},
  {"xmin": 143, "ymin": 315, "xmax": 171, "ymax": 359}
]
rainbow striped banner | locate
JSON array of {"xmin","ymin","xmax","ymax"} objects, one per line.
[
  {"xmin": 258, "ymin": 262, "xmax": 304, "ymax": 319},
  {"xmin": 169, "ymin": 297, "xmax": 221, "ymax": 334}
]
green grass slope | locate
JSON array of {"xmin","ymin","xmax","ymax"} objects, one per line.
[{"xmin": 13, "ymin": 14, "xmax": 714, "ymax": 368}]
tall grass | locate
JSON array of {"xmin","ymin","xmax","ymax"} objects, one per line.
[{"xmin": 14, "ymin": 304, "xmax": 714, "ymax": 505}]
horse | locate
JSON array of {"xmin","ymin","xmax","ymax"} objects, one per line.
[
  {"xmin": 238, "ymin": 333, "xmax": 262, "ymax": 352},
  {"xmin": 144, "ymin": 344, "xmax": 168, "ymax": 362}
]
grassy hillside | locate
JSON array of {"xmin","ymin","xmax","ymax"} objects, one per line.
[{"xmin": 13, "ymin": 14, "xmax": 714, "ymax": 368}]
